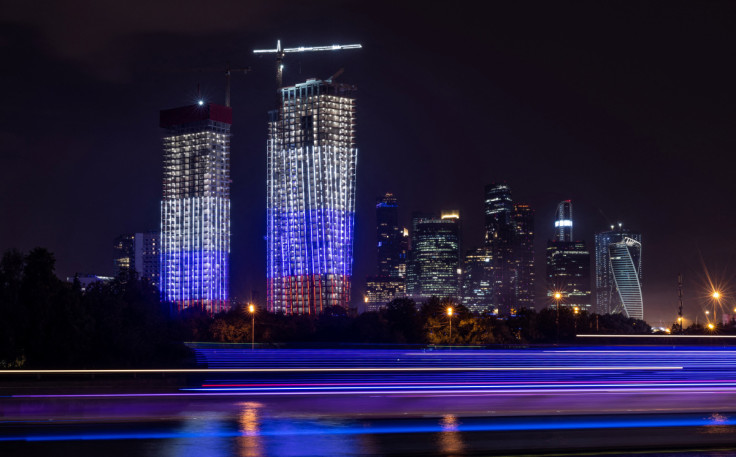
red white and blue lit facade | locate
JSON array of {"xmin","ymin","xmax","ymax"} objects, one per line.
[
  {"xmin": 267, "ymin": 79, "xmax": 357, "ymax": 314},
  {"xmin": 160, "ymin": 103, "xmax": 232, "ymax": 313}
]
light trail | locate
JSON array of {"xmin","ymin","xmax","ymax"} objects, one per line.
[{"xmin": 0, "ymin": 366, "xmax": 683, "ymax": 375}]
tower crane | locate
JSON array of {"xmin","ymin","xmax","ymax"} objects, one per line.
[
  {"xmin": 253, "ymin": 40, "xmax": 362, "ymax": 89},
  {"xmin": 185, "ymin": 63, "xmax": 251, "ymax": 107}
]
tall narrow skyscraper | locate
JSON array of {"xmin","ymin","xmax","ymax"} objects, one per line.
[
  {"xmin": 160, "ymin": 103, "xmax": 231, "ymax": 313},
  {"xmin": 513, "ymin": 203, "xmax": 535, "ymax": 308},
  {"xmin": 365, "ymin": 193, "xmax": 408, "ymax": 311},
  {"xmin": 546, "ymin": 201, "xmax": 591, "ymax": 311},
  {"xmin": 483, "ymin": 184, "xmax": 534, "ymax": 313},
  {"xmin": 595, "ymin": 224, "xmax": 643, "ymax": 318},
  {"xmin": 267, "ymin": 79, "xmax": 357, "ymax": 314}
]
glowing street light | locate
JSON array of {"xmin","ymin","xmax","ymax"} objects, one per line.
[
  {"xmin": 248, "ymin": 304, "xmax": 256, "ymax": 350},
  {"xmin": 553, "ymin": 292, "xmax": 562, "ymax": 342},
  {"xmin": 708, "ymin": 323, "xmax": 715, "ymax": 330},
  {"xmin": 447, "ymin": 307, "xmax": 453, "ymax": 343},
  {"xmin": 712, "ymin": 290, "xmax": 722, "ymax": 328}
]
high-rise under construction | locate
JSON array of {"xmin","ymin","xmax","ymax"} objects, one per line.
[
  {"xmin": 159, "ymin": 103, "xmax": 232, "ymax": 313},
  {"xmin": 266, "ymin": 79, "xmax": 357, "ymax": 314}
]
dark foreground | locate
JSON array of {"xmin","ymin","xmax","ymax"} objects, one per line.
[{"xmin": 4, "ymin": 346, "xmax": 736, "ymax": 456}]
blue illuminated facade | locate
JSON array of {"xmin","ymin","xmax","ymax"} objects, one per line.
[
  {"xmin": 160, "ymin": 103, "xmax": 232, "ymax": 313},
  {"xmin": 267, "ymin": 79, "xmax": 357, "ymax": 314}
]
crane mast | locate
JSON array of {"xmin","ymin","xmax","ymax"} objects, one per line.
[{"xmin": 253, "ymin": 40, "xmax": 362, "ymax": 89}]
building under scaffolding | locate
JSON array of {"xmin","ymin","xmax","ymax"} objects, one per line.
[
  {"xmin": 159, "ymin": 103, "xmax": 232, "ymax": 313},
  {"xmin": 267, "ymin": 79, "xmax": 357, "ymax": 314}
]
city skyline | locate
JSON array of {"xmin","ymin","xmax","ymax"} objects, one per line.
[{"xmin": 3, "ymin": 2, "xmax": 736, "ymax": 324}]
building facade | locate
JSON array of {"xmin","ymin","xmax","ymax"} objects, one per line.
[
  {"xmin": 546, "ymin": 200, "xmax": 591, "ymax": 311},
  {"xmin": 408, "ymin": 212, "xmax": 461, "ymax": 301},
  {"xmin": 267, "ymin": 79, "xmax": 357, "ymax": 314},
  {"xmin": 159, "ymin": 103, "xmax": 231, "ymax": 313},
  {"xmin": 483, "ymin": 183, "xmax": 534, "ymax": 314},
  {"xmin": 113, "ymin": 232, "xmax": 160, "ymax": 287},
  {"xmin": 365, "ymin": 192, "xmax": 408, "ymax": 311},
  {"xmin": 513, "ymin": 203, "xmax": 535, "ymax": 309},
  {"xmin": 595, "ymin": 225, "xmax": 643, "ymax": 318},
  {"xmin": 461, "ymin": 247, "xmax": 494, "ymax": 313}
]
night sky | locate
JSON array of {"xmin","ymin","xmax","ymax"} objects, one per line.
[{"xmin": 2, "ymin": 1, "xmax": 736, "ymax": 325}]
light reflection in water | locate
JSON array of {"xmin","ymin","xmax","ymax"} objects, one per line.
[
  {"xmin": 439, "ymin": 414, "xmax": 464, "ymax": 456},
  {"xmin": 237, "ymin": 402, "xmax": 263, "ymax": 457}
]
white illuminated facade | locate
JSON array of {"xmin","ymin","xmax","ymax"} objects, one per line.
[
  {"xmin": 267, "ymin": 79, "xmax": 357, "ymax": 314},
  {"xmin": 160, "ymin": 103, "xmax": 232, "ymax": 313}
]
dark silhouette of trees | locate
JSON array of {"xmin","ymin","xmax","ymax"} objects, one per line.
[{"xmin": 0, "ymin": 248, "xmax": 666, "ymax": 368}]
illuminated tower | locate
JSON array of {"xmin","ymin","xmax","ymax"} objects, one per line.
[
  {"xmin": 546, "ymin": 201, "xmax": 591, "ymax": 311},
  {"xmin": 554, "ymin": 200, "xmax": 573, "ymax": 242},
  {"xmin": 595, "ymin": 224, "xmax": 643, "ymax": 317},
  {"xmin": 409, "ymin": 211, "xmax": 461, "ymax": 300},
  {"xmin": 267, "ymin": 79, "xmax": 357, "ymax": 314},
  {"xmin": 160, "ymin": 103, "xmax": 231, "ymax": 313}
]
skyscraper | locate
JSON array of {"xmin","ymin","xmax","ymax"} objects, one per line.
[
  {"xmin": 595, "ymin": 224, "xmax": 643, "ymax": 318},
  {"xmin": 513, "ymin": 203, "xmax": 535, "ymax": 308},
  {"xmin": 461, "ymin": 247, "xmax": 494, "ymax": 313},
  {"xmin": 375, "ymin": 193, "xmax": 407, "ymax": 278},
  {"xmin": 546, "ymin": 201, "xmax": 591, "ymax": 310},
  {"xmin": 365, "ymin": 193, "xmax": 408, "ymax": 311},
  {"xmin": 408, "ymin": 211, "xmax": 461, "ymax": 301},
  {"xmin": 160, "ymin": 103, "xmax": 231, "ymax": 313},
  {"xmin": 113, "ymin": 231, "xmax": 160, "ymax": 287},
  {"xmin": 267, "ymin": 79, "xmax": 357, "ymax": 314},
  {"xmin": 483, "ymin": 184, "xmax": 534, "ymax": 314}
]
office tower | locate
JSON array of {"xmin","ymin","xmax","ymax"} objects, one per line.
[
  {"xmin": 483, "ymin": 184, "xmax": 534, "ymax": 313},
  {"xmin": 113, "ymin": 234, "xmax": 135, "ymax": 277},
  {"xmin": 267, "ymin": 79, "xmax": 357, "ymax": 314},
  {"xmin": 364, "ymin": 277, "xmax": 406, "ymax": 312},
  {"xmin": 160, "ymin": 103, "xmax": 231, "ymax": 313},
  {"xmin": 546, "ymin": 200, "xmax": 591, "ymax": 311},
  {"xmin": 484, "ymin": 184, "xmax": 516, "ymax": 313},
  {"xmin": 595, "ymin": 224, "xmax": 643, "ymax": 318},
  {"xmin": 513, "ymin": 203, "xmax": 535, "ymax": 308},
  {"xmin": 376, "ymin": 193, "xmax": 407, "ymax": 278},
  {"xmin": 365, "ymin": 193, "xmax": 408, "ymax": 311},
  {"xmin": 554, "ymin": 200, "xmax": 573, "ymax": 242},
  {"xmin": 461, "ymin": 247, "xmax": 494, "ymax": 313},
  {"xmin": 408, "ymin": 211, "xmax": 461, "ymax": 301},
  {"xmin": 113, "ymin": 232, "xmax": 161, "ymax": 287}
]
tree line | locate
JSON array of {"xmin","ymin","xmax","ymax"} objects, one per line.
[{"xmin": 0, "ymin": 248, "xmax": 655, "ymax": 368}]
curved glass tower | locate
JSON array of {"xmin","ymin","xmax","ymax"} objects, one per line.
[
  {"xmin": 267, "ymin": 79, "xmax": 357, "ymax": 314},
  {"xmin": 609, "ymin": 237, "xmax": 643, "ymax": 320}
]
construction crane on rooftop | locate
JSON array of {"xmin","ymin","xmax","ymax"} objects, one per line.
[
  {"xmin": 253, "ymin": 40, "xmax": 362, "ymax": 89},
  {"xmin": 183, "ymin": 63, "xmax": 251, "ymax": 108}
]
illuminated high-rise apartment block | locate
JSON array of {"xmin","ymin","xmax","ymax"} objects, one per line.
[
  {"xmin": 267, "ymin": 79, "xmax": 357, "ymax": 314},
  {"xmin": 159, "ymin": 103, "xmax": 231, "ymax": 313}
]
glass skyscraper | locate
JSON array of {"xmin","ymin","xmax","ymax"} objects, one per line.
[
  {"xmin": 365, "ymin": 193, "xmax": 408, "ymax": 311},
  {"xmin": 408, "ymin": 212, "xmax": 461, "ymax": 300},
  {"xmin": 546, "ymin": 200, "xmax": 591, "ymax": 310},
  {"xmin": 160, "ymin": 103, "xmax": 231, "ymax": 313},
  {"xmin": 461, "ymin": 247, "xmax": 494, "ymax": 313},
  {"xmin": 267, "ymin": 79, "xmax": 357, "ymax": 314},
  {"xmin": 483, "ymin": 183, "xmax": 534, "ymax": 314},
  {"xmin": 595, "ymin": 225, "xmax": 643, "ymax": 318}
]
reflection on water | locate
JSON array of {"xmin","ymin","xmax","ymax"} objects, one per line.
[
  {"xmin": 438, "ymin": 414, "xmax": 464, "ymax": 456},
  {"xmin": 237, "ymin": 402, "xmax": 263, "ymax": 457},
  {"xmin": 162, "ymin": 411, "xmax": 232, "ymax": 457}
]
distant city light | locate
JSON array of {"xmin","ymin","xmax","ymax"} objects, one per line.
[{"xmin": 198, "ymin": 100, "xmax": 204, "ymax": 106}]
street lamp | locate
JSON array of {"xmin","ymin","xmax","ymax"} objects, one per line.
[
  {"xmin": 248, "ymin": 304, "xmax": 255, "ymax": 350},
  {"xmin": 712, "ymin": 291, "xmax": 722, "ymax": 328},
  {"xmin": 553, "ymin": 292, "xmax": 562, "ymax": 341},
  {"xmin": 447, "ymin": 307, "xmax": 453, "ymax": 343}
]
